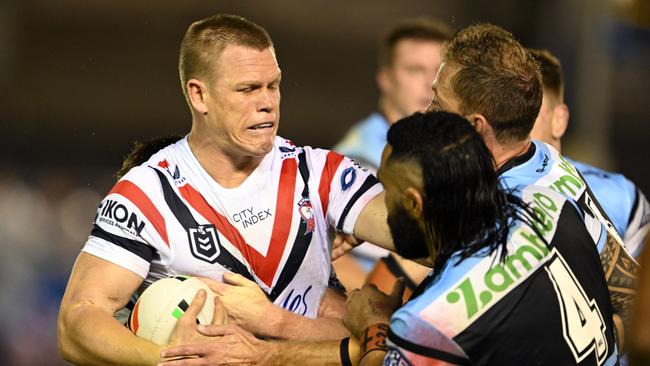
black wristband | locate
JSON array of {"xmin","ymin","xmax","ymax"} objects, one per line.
[{"xmin": 340, "ymin": 337, "xmax": 352, "ymax": 366}]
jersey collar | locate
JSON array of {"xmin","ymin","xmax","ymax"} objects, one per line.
[{"xmin": 496, "ymin": 142, "xmax": 536, "ymax": 177}]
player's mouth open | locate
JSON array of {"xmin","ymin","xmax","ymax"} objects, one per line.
[{"xmin": 248, "ymin": 122, "xmax": 274, "ymax": 130}]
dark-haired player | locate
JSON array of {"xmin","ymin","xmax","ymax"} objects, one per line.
[
  {"xmin": 428, "ymin": 23, "xmax": 638, "ymax": 347},
  {"xmin": 345, "ymin": 111, "xmax": 619, "ymax": 365},
  {"xmin": 115, "ymin": 135, "xmax": 183, "ymax": 180}
]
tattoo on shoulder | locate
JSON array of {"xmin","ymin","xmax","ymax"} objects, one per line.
[{"xmin": 600, "ymin": 232, "xmax": 640, "ymax": 331}]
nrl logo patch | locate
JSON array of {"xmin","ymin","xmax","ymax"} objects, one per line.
[
  {"xmin": 188, "ymin": 224, "xmax": 221, "ymax": 263},
  {"xmin": 297, "ymin": 198, "xmax": 315, "ymax": 234}
]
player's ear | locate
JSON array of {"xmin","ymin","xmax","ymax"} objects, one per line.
[
  {"xmin": 187, "ymin": 78, "xmax": 209, "ymax": 116},
  {"xmin": 376, "ymin": 67, "xmax": 392, "ymax": 94},
  {"xmin": 467, "ymin": 113, "xmax": 490, "ymax": 134},
  {"xmin": 402, "ymin": 187, "xmax": 424, "ymax": 220},
  {"xmin": 551, "ymin": 103, "xmax": 569, "ymax": 140}
]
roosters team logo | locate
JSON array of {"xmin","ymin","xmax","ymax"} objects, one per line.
[
  {"xmin": 158, "ymin": 159, "xmax": 185, "ymax": 184},
  {"xmin": 297, "ymin": 198, "xmax": 315, "ymax": 234}
]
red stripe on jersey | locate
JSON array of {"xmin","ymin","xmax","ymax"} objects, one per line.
[
  {"xmin": 178, "ymin": 158, "xmax": 298, "ymax": 287},
  {"xmin": 259, "ymin": 158, "xmax": 296, "ymax": 284},
  {"xmin": 130, "ymin": 300, "xmax": 140, "ymax": 334},
  {"xmin": 109, "ymin": 180, "xmax": 169, "ymax": 247},
  {"xmin": 318, "ymin": 151, "xmax": 344, "ymax": 218}
]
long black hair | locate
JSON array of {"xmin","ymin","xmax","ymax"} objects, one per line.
[
  {"xmin": 115, "ymin": 135, "xmax": 184, "ymax": 180},
  {"xmin": 386, "ymin": 111, "xmax": 534, "ymax": 271}
]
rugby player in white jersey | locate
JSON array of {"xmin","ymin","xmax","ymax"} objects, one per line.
[
  {"xmin": 528, "ymin": 48, "xmax": 649, "ymax": 259},
  {"xmin": 57, "ymin": 14, "xmax": 394, "ymax": 365}
]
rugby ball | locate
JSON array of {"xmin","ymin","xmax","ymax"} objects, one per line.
[{"xmin": 128, "ymin": 275, "xmax": 215, "ymax": 345}]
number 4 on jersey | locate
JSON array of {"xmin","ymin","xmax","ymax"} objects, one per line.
[{"xmin": 545, "ymin": 248, "xmax": 608, "ymax": 365}]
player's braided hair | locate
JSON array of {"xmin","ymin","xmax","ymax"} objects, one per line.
[
  {"xmin": 116, "ymin": 135, "xmax": 183, "ymax": 180},
  {"xmin": 442, "ymin": 23, "xmax": 542, "ymax": 145},
  {"xmin": 386, "ymin": 111, "xmax": 539, "ymax": 271}
]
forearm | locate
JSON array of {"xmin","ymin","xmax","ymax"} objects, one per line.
[
  {"xmin": 267, "ymin": 338, "xmax": 360, "ymax": 366},
  {"xmin": 359, "ymin": 351, "xmax": 386, "ymax": 366},
  {"xmin": 59, "ymin": 302, "xmax": 162, "ymax": 365},
  {"xmin": 630, "ymin": 241, "xmax": 650, "ymax": 362},
  {"xmin": 264, "ymin": 307, "xmax": 350, "ymax": 341}
]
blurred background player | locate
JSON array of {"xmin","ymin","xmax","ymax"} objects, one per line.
[
  {"xmin": 334, "ymin": 17, "xmax": 451, "ymax": 170},
  {"xmin": 529, "ymin": 48, "xmax": 650, "ymax": 259},
  {"xmin": 344, "ymin": 111, "xmax": 620, "ymax": 365},
  {"xmin": 332, "ymin": 18, "xmax": 452, "ymax": 296}
]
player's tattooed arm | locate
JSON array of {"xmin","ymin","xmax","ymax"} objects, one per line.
[
  {"xmin": 600, "ymin": 232, "xmax": 640, "ymax": 350},
  {"xmin": 629, "ymin": 237, "xmax": 650, "ymax": 365},
  {"xmin": 358, "ymin": 323, "xmax": 389, "ymax": 366}
]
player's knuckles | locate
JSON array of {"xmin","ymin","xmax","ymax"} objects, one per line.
[
  {"xmin": 187, "ymin": 290, "xmax": 207, "ymax": 311},
  {"xmin": 163, "ymin": 345, "xmax": 192, "ymax": 357},
  {"xmin": 363, "ymin": 283, "xmax": 379, "ymax": 293},
  {"xmin": 210, "ymin": 324, "xmax": 239, "ymax": 336},
  {"xmin": 224, "ymin": 272, "xmax": 250, "ymax": 286}
]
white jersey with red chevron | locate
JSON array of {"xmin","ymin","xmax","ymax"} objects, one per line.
[{"xmin": 82, "ymin": 136, "xmax": 382, "ymax": 319}]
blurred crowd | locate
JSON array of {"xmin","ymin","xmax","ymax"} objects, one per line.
[{"xmin": 0, "ymin": 167, "xmax": 113, "ymax": 365}]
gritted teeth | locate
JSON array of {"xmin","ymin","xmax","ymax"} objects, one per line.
[{"xmin": 249, "ymin": 122, "xmax": 274, "ymax": 130}]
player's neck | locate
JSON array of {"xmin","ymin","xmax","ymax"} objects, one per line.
[
  {"xmin": 552, "ymin": 140, "xmax": 562, "ymax": 153},
  {"xmin": 187, "ymin": 133, "xmax": 263, "ymax": 189},
  {"xmin": 490, "ymin": 137, "xmax": 533, "ymax": 171},
  {"xmin": 378, "ymin": 98, "xmax": 404, "ymax": 125}
]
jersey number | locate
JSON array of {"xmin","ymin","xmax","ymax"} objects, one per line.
[{"xmin": 545, "ymin": 249, "xmax": 608, "ymax": 365}]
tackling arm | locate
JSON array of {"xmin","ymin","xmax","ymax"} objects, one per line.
[
  {"xmin": 159, "ymin": 324, "xmax": 362, "ymax": 366},
  {"xmin": 352, "ymin": 193, "xmax": 395, "ymax": 252}
]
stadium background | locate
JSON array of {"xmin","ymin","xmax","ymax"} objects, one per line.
[{"xmin": 0, "ymin": 0, "xmax": 648, "ymax": 364}]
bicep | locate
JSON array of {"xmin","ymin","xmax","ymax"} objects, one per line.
[
  {"xmin": 62, "ymin": 252, "xmax": 144, "ymax": 314},
  {"xmin": 353, "ymin": 193, "xmax": 395, "ymax": 252}
]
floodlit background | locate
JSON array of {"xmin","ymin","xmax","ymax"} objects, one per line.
[{"xmin": 1, "ymin": 0, "xmax": 648, "ymax": 364}]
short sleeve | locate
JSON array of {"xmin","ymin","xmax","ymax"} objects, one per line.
[
  {"xmin": 308, "ymin": 148, "xmax": 383, "ymax": 234},
  {"xmin": 386, "ymin": 309, "xmax": 470, "ymax": 366},
  {"xmin": 82, "ymin": 167, "xmax": 169, "ymax": 278}
]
